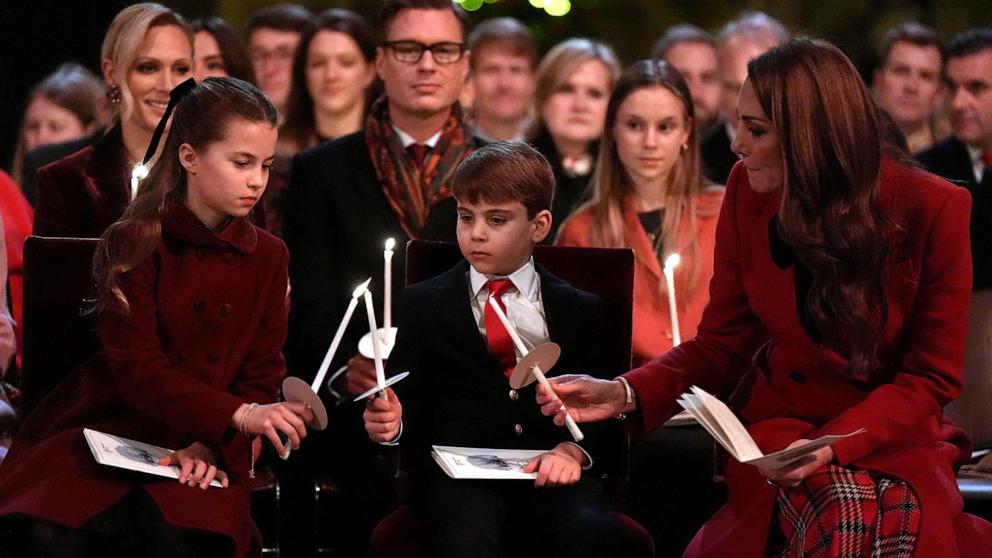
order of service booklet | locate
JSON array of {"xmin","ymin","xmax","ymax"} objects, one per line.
[
  {"xmin": 431, "ymin": 445, "xmax": 546, "ymax": 480},
  {"xmin": 83, "ymin": 428, "xmax": 224, "ymax": 488},
  {"xmin": 677, "ymin": 386, "xmax": 865, "ymax": 469}
]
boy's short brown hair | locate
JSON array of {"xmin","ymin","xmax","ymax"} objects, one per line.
[{"xmin": 452, "ymin": 141, "xmax": 555, "ymax": 219}]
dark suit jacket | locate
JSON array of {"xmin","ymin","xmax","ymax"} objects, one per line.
[
  {"xmin": 917, "ymin": 136, "xmax": 992, "ymax": 290},
  {"xmin": 699, "ymin": 122, "xmax": 737, "ymax": 186},
  {"xmin": 21, "ymin": 129, "xmax": 105, "ymax": 207},
  {"xmin": 282, "ymin": 130, "xmax": 463, "ymax": 381},
  {"xmin": 34, "ymin": 124, "xmax": 129, "ymax": 238},
  {"xmin": 388, "ymin": 260, "xmax": 612, "ymax": 483}
]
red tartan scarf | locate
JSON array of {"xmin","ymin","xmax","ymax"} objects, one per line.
[{"xmin": 365, "ymin": 97, "xmax": 474, "ymax": 238}]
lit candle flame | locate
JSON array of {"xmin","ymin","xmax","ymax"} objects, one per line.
[
  {"xmin": 664, "ymin": 253, "xmax": 681, "ymax": 270},
  {"xmin": 384, "ymin": 238, "xmax": 395, "ymax": 251},
  {"xmin": 352, "ymin": 278, "xmax": 372, "ymax": 298}
]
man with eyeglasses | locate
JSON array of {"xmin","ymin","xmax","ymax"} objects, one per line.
[
  {"xmin": 281, "ymin": 1, "xmax": 477, "ymax": 554},
  {"xmin": 244, "ymin": 3, "xmax": 313, "ymax": 115}
]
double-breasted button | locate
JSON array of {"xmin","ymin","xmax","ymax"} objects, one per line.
[
  {"xmin": 207, "ymin": 353, "xmax": 221, "ymax": 365},
  {"xmin": 514, "ymin": 424, "xmax": 523, "ymax": 435},
  {"xmin": 789, "ymin": 370, "xmax": 807, "ymax": 384},
  {"xmin": 193, "ymin": 300, "xmax": 207, "ymax": 312},
  {"xmin": 508, "ymin": 389, "xmax": 518, "ymax": 401},
  {"xmin": 220, "ymin": 303, "xmax": 232, "ymax": 316},
  {"xmin": 220, "ymin": 253, "xmax": 237, "ymax": 266}
]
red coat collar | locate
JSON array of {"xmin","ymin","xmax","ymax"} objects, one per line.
[{"xmin": 161, "ymin": 197, "xmax": 258, "ymax": 254}]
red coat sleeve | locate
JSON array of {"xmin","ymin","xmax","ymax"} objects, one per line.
[
  {"xmin": 33, "ymin": 164, "xmax": 74, "ymax": 237},
  {"xmin": 812, "ymin": 186, "xmax": 972, "ymax": 465},
  {"xmin": 624, "ymin": 164, "xmax": 768, "ymax": 433}
]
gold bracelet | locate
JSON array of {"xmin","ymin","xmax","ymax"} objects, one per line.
[{"xmin": 615, "ymin": 377, "xmax": 633, "ymax": 420}]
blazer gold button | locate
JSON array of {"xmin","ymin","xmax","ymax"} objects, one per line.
[
  {"xmin": 514, "ymin": 424, "xmax": 523, "ymax": 435},
  {"xmin": 509, "ymin": 389, "xmax": 518, "ymax": 400}
]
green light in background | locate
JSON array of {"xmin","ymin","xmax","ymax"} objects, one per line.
[
  {"xmin": 544, "ymin": 0, "xmax": 571, "ymax": 16},
  {"xmin": 461, "ymin": 0, "xmax": 485, "ymax": 10},
  {"xmin": 529, "ymin": 0, "xmax": 545, "ymax": 8}
]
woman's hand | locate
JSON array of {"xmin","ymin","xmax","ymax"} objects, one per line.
[
  {"xmin": 160, "ymin": 441, "xmax": 229, "ymax": 489},
  {"xmin": 232, "ymin": 401, "xmax": 313, "ymax": 457},
  {"xmin": 758, "ymin": 439, "xmax": 835, "ymax": 488},
  {"xmin": 536, "ymin": 374, "xmax": 630, "ymax": 424},
  {"xmin": 523, "ymin": 443, "xmax": 584, "ymax": 488},
  {"xmin": 363, "ymin": 388, "xmax": 402, "ymax": 443}
]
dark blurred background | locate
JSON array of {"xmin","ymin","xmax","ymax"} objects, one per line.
[{"xmin": 2, "ymin": 0, "xmax": 990, "ymax": 172}]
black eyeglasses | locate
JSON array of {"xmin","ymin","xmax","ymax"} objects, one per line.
[{"xmin": 382, "ymin": 41, "xmax": 466, "ymax": 64}]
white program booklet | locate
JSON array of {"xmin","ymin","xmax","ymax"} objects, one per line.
[
  {"xmin": 83, "ymin": 428, "xmax": 224, "ymax": 488},
  {"xmin": 431, "ymin": 445, "xmax": 545, "ymax": 480},
  {"xmin": 677, "ymin": 386, "xmax": 865, "ymax": 469}
]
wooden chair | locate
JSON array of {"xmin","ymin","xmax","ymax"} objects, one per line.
[
  {"xmin": 370, "ymin": 240, "xmax": 652, "ymax": 557},
  {"xmin": 19, "ymin": 235, "xmax": 284, "ymax": 553}
]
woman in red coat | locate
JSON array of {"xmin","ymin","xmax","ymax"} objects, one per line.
[
  {"xmin": 33, "ymin": 3, "xmax": 194, "ymax": 238},
  {"xmin": 557, "ymin": 59, "xmax": 723, "ymax": 365},
  {"xmin": 539, "ymin": 38, "xmax": 992, "ymax": 557},
  {"xmin": 0, "ymin": 78, "xmax": 311, "ymax": 557}
]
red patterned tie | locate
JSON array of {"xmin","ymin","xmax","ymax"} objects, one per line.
[
  {"xmin": 484, "ymin": 279, "xmax": 517, "ymax": 378},
  {"xmin": 407, "ymin": 143, "xmax": 430, "ymax": 172}
]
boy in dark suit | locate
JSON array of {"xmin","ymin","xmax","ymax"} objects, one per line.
[{"xmin": 364, "ymin": 141, "xmax": 644, "ymax": 558}]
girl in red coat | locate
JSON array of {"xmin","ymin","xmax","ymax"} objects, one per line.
[
  {"xmin": 0, "ymin": 78, "xmax": 311, "ymax": 557},
  {"xmin": 539, "ymin": 38, "xmax": 992, "ymax": 557},
  {"xmin": 556, "ymin": 59, "xmax": 723, "ymax": 365}
]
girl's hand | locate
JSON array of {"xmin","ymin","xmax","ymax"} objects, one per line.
[
  {"xmin": 364, "ymin": 388, "xmax": 402, "ymax": 443},
  {"xmin": 160, "ymin": 441, "xmax": 228, "ymax": 489},
  {"xmin": 523, "ymin": 443, "xmax": 584, "ymax": 488},
  {"xmin": 232, "ymin": 401, "xmax": 312, "ymax": 457},
  {"xmin": 758, "ymin": 439, "xmax": 835, "ymax": 488}
]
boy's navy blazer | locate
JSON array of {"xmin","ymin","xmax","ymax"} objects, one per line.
[{"xmin": 388, "ymin": 260, "xmax": 613, "ymax": 478}]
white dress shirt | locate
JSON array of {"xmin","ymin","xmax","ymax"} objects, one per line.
[{"xmin": 468, "ymin": 258, "xmax": 549, "ymax": 358}]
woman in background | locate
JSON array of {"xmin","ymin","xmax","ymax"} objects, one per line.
[
  {"xmin": 529, "ymin": 38, "xmax": 620, "ymax": 240},
  {"xmin": 557, "ymin": 59, "xmax": 722, "ymax": 365},
  {"xmin": 33, "ymin": 2, "xmax": 193, "ymax": 238},
  {"xmin": 192, "ymin": 17, "xmax": 256, "ymax": 84}
]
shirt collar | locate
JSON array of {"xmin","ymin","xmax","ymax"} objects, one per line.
[
  {"xmin": 392, "ymin": 125, "xmax": 442, "ymax": 149},
  {"xmin": 468, "ymin": 257, "xmax": 539, "ymax": 300}
]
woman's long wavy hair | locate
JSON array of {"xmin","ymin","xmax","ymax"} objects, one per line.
[
  {"xmin": 748, "ymin": 38, "xmax": 896, "ymax": 377},
  {"xmin": 94, "ymin": 77, "xmax": 277, "ymax": 315},
  {"xmin": 575, "ymin": 59, "xmax": 712, "ymax": 296}
]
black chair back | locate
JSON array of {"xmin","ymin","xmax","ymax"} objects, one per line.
[{"xmin": 21, "ymin": 236, "xmax": 99, "ymax": 417}]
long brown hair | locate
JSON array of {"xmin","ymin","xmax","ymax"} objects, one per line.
[
  {"xmin": 94, "ymin": 77, "xmax": 277, "ymax": 314},
  {"xmin": 575, "ymin": 59, "xmax": 711, "ymax": 296},
  {"xmin": 748, "ymin": 38, "xmax": 895, "ymax": 376}
]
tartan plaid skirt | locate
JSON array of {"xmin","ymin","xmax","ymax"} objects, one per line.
[{"xmin": 772, "ymin": 465, "xmax": 921, "ymax": 558}]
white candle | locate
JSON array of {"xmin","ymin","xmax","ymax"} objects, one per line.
[
  {"xmin": 488, "ymin": 296, "xmax": 583, "ymax": 441},
  {"xmin": 487, "ymin": 295, "xmax": 528, "ymax": 356},
  {"xmin": 364, "ymin": 290, "xmax": 388, "ymax": 397},
  {"xmin": 311, "ymin": 278, "xmax": 371, "ymax": 392},
  {"xmin": 383, "ymin": 238, "xmax": 395, "ymax": 330},
  {"xmin": 664, "ymin": 253, "xmax": 682, "ymax": 346}
]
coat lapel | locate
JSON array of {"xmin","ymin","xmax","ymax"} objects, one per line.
[
  {"xmin": 538, "ymin": 266, "xmax": 581, "ymax": 370},
  {"xmin": 436, "ymin": 261, "xmax": 509, "ymax": 389}
]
